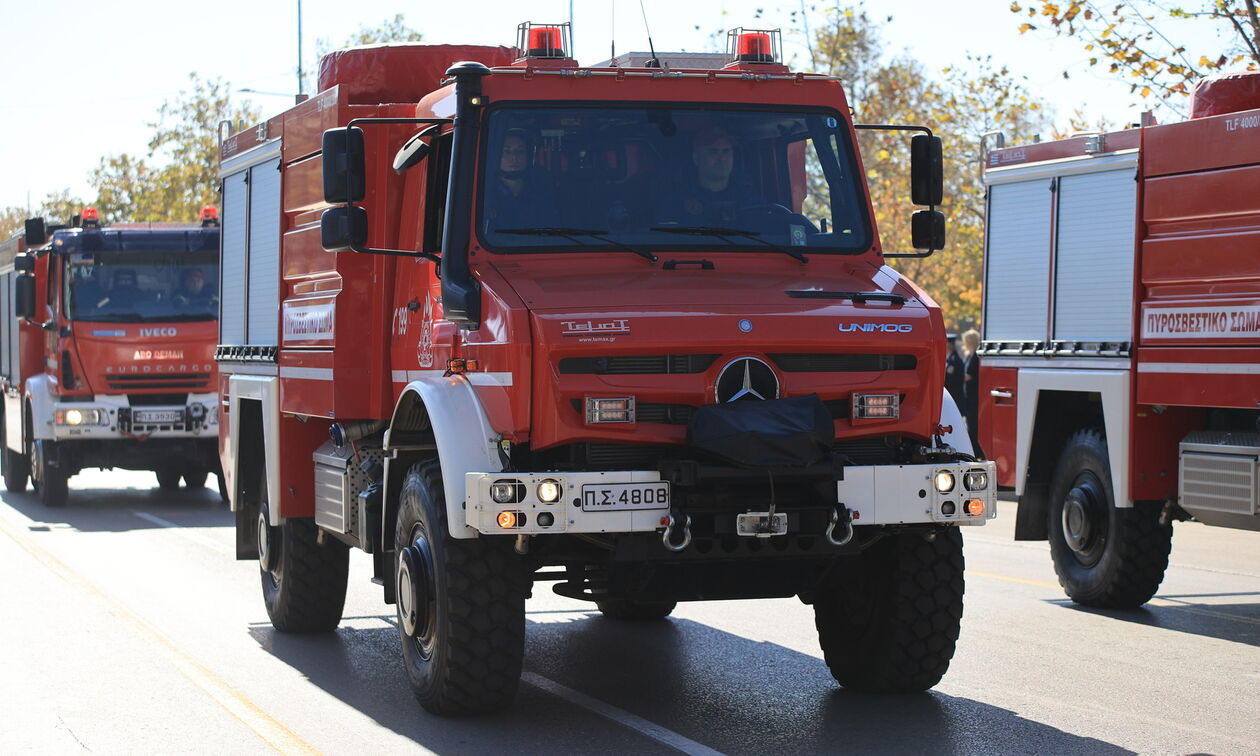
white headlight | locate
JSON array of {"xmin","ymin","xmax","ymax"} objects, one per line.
[
  {"xmin": 537, "ymin": 479, "xmax": 562, "ymax": 503},
  {"xmin": 934, "ymin": 470, "xmax": 955, "ymax": 493},
  {"xmin": 490, "ymin": 480, "xmax": 523, "ymax": 504},
  {"xmin": 964, "ymin": 470, "xmax": 989, "ymax": 491}
]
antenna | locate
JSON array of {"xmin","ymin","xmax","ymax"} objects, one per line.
[
  {"xmin": 638, "ymin": 0, "xmax": 660, "ymax": 68},
  {"xmin": 296, "ymin": 0, "xmax": 304, "ymax": 97},
  {"xmin": 610, "ymin": 0, "xmax": 616, "ymax": 64}
]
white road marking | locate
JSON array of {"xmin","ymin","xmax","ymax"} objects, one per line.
[
  {"xmin": 129, "ymin": 510, "xmax": 232, "ymax": 554},
  {"xmin": 521, "ymin": 671, "xmax": 725, "ymax": 756}
]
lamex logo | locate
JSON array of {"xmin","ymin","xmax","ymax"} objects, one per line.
[
  {"xmin": 140, "ymin": 327, "xmax": 177, "ymax": 338},
  {"xmin": 838, "ymin": 322, "xmax": 913, "ymax": 333}
]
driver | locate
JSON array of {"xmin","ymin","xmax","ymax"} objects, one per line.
[
  {"xmin": 173, "ymin": 268, "xmax": 218, "ymax": 311},
  {"xmin": 486, "ymin": 128, "xmax": 556, "ymax": 231},
  {"xmin": 662, "ymin": 127, "xmax": 762, "ymax": 226}
]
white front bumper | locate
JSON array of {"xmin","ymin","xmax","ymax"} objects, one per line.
[
  {"xmin": 465, "ymin": 461, "xmax": 997, "ymax": 536},
  {"xmin": 49, "ymin": 393, "xmax": 219, "ymax": 440}
]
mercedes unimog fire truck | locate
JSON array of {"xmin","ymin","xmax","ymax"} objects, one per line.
[
  {"xmin": 217, "ymin": 25, "xmax": 996, "ymax": 715},
  {"xmin": 0, "ymin": 208, "xmax": 223, "ymax": 507},
  {"xmin": 979, "ymin": 71, "xmax": 1260, "ymax": 608}
]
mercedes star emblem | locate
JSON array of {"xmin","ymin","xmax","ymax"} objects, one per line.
[{"xmin": 715, "ymin": 357, "xmax": 780, "ymax": 403}]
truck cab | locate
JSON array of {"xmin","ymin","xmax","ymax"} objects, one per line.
[{"xmin": 0, "ymin": 209, "xmax": 223, "ymax": 506}]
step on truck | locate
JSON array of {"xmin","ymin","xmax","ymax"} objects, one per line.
[
  {"xmin": 0, "ymin": 208, "xmax": 224, "ymax": 506},
  {"xmin": 217, "ymin": 24, "xmax": 997, "ymax": 715},
  {"xmin": 979, "ymin": 70, "xmax": 1260, "ymax": 607}
]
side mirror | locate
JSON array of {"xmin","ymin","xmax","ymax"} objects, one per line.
[
  {"xmin": 911, "ymin": 209, "xmax": 946, "ymax": 253},
  {"xmin": 393, "ymin": 124, "xmax": 442, "ymax": 174},
  {"xmin": 13, "ymin": 252, "xmax": 34, "ymax": 274},
  {"xmin": 321, "ymin": 127, "xmax": 366, "ymax": 204},
  {"xmin": 24, "ymin": 218, "xmax": 46, "ymax": 247},
  {"xmin": 320, "ymin": 206, "xmax": 368, "ymax": 253},
  {"xmin": 14, "ymin": 274, "xmax": 36, "ymax": 320},
  {"xmin": 911, "ymin": 135, "xmax": 943, "ymax": 206}
]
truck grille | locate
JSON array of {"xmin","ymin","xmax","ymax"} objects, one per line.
[
  {"xmin": 767, "ymin": 353, "xmax": 916, "ymax": 372},
  {"xmin": 559, "ymin": 354, "xmax": 719, "ymax": 375},
  {"xmin": 105, "ymin": 374, "xmax": 212, "ymax": 391}
]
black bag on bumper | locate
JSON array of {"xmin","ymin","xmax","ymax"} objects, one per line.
[{"xmin": 688, "ymin": 394, "xmax": 835, "ymax": 468}]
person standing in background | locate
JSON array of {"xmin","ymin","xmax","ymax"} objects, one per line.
[
  {"xmin": 961, "ymin": 329, "xmax": 984, "ymax": 457},
  {"xmin": 944, "ymin": 333, "xmax": 964, "ymax": 410}
]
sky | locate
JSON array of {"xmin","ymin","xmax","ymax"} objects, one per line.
[{"xmin": 0, "ymin": 0, "xmax": 1232, "ymax": 212}]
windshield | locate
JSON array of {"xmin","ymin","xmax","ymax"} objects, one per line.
[
  {"xmin": 64, "ymin": 250, "xmax": 220, "ymax": 322},
  {"xmin": 477, "ymin": 105, "xmax": 872, "ymax": 255}
]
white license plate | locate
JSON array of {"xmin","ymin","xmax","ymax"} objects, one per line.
[
  {"xmin": 580, "ymin": 482, "xmax": 670, "ymax": 511},
  {"xmin": 134, "ymin": 409, "xmax": 184, "ymax": 424}
]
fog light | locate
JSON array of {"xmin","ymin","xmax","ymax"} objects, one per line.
[
  {"xmin": 965, "ymin": 499, "xmax": 985, "ymax": 516},
  {"xmin": 537, "ymin": 511, "xmax": 555, "ymax": 527},
  {"xmin": 586, "ymin": 397, "xmax": 635, "ymax": 424},
  {"xmin": 537, "ymin": 479, "xmax": 562, "ymax": 503},
  {"xmin": 56, "ymin": 408, "xmax": 102, "ymax": 426},
  {"xmin": 497, "ymin": 511, "xmax": 525, "ymax": 528},
  {"xmin": 941, "ymin": 500, "xmax": 956, "ymax": 516},
  {"xmin": 934, "ymin": 470, "xmax": 955, "ymax": 493},
  {"xmin": 964, "ymin": 470, "xmax": 988, "ymax": 491},
  {"xmin": 490, "ymin": 479, "xmax": 524, "ymax": 504}
]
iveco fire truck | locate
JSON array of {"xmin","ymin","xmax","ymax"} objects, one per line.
[
  {"xmin": 979, "ymin": 71, "xmax": 1260, "ymax": 608},
  {"xmin": 0, "ymin": 208, "xmax": 223, "ymax": 507},
  {"xmin": 218, "ymin": 25, "xmax": 996, "ymax": 715}
]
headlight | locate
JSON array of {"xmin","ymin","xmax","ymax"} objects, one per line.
[
  {"xmin": 964, "ymin": 470, "xmax": 989, "ymax": 491},
  {"xmin": 537, "ymin": 479, "xmax": 562, "ymax": 503},
  {"xmin": 490, "ymin": 479, "xmax": 524, "ymax": 504},
  {"xmin": 934, "ymin": 470, "xmax": 955, "ymax": 493},
  {"xmin": 56, "ymin": 408, "xmax": 104, "ymax": 426}
]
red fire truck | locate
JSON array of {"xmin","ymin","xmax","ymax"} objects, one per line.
[
  {"xmin": 218, "ymin": 24, "xmax": 997, "ymax": 715},
  {"xmin": 0, "ymin": 208, "xmax": 223, "ymax": 507},
  {"xmin": 979, "ymin": 71, "xmax": 1260, "ymax": 608}
]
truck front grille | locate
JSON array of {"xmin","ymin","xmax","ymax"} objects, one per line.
[
  {"xmin": 106, "ymin": 374, "xmax": 212, "ymax": 391},
  {"xmin": 768, "ymin": 353, "xmax": 917, "ymax": 372},
  {"xmin": 559, "ymin": 354, "xmax": 719, "ymax": 375}
]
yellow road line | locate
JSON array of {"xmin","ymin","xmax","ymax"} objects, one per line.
[
  {"xmin": 0, "ymin": 513, "xmax": 322, "ymax": 756},
  {"xmin": 966, "ymin": 569, "xmax": 1174, "ymax": 606}
]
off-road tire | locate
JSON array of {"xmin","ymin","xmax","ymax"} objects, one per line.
[
  {"xmin": 814, "ymin": 528, "xmax": 965, "ymax": 693},
  {"xmin": 183, "ymin": 470, "xmax": 209, "ymax": 489},
  {"xmin": 261, "ymin": 509, "xmax": 349, "ymax": 633},
  {"xmin": 29, "ymin": 437, "xmax": 68, "ymax": 508},
  {"xmin": 595, "ymin": 599, "xmax": 677, "ymax": 620},
  {"xmin": 396, "ymin": 460, "xmax": 526, "ymax": 715},
  {"xmin": 155, "ymin": 468, "xmax": 182, "ymax": 490},
  {"xmin": 1047, "ymin": 429, "xmax": 1172, "ymax": 608}
]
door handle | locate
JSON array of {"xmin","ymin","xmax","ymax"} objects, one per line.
[{"xmin": 990, "ymin": 389, "xmax": 1013, "ymax": 399}]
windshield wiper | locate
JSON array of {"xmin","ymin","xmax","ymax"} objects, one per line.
[
  {"xmin": 649, "ymin": 226, "xmax": 808, "ymax": 264},
  {"xmin": 495, "ymin": 227, "xmax": 658, "ymax": 263}
]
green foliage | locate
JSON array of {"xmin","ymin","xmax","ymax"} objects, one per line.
[
  {"xmin": 88, "ymin": 74, "xmax": 259, "ymax": 223},
  {"xmin": 0, "ymin": 190, "xmax": 86, "ymax": 239},
  {"xmin": 805, "ymin": 6, "xmax": 1049, "ymax": 332},
  {"xmin": 1011, "ymin": 1, "xmax": 1260, "ymax": 110}
]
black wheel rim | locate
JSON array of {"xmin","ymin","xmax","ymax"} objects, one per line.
[
  {"xmin": 398, "ymin": 522, "xmax": 437, "ymax": 661},
  {"xmin": 1061, "ymin": 471, "xmax": 1109, "ymax": 567}
]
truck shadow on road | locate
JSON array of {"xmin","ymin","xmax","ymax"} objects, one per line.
[
  {"xmin": 0, "ymin": 482, "xmax": 229, "ymax": 533},
  {"xmin": 1050, "ymin": 593, "xmax": 1260, "ymax": 648},
  {"xmin": 248, "ymin": 609, "xmax": 1132, "ymax": 755}
]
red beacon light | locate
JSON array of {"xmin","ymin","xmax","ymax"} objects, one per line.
[
  {"xmin": 80, "ymin": 207, "xmax": 101, "ymax": 228},
  {"xmin": 199, "ymin": 204, "xmax": 220, "ymax": 227},
  {"xmin": 515, "ymin": 21, "xmax": 571, "ymax": 61},
  {"xmin": 726, "ymin": 27, "xmax": 781, "ymax": 64}
]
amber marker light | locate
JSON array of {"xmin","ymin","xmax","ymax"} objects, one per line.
[
  {"xmin": 965, "ymin": 499, "xmax": 985, "ymax": 517},
  {"xmin": 497, "ymin": 511, "xmax": 520, "ymax": 528}
]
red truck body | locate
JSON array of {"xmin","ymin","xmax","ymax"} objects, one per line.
[
  {"xmin": 219, "ymin": 27, "xmax": 996, "ymax": 714},
  {"xmin": 980, "ymin": 71, "xmax": 1260, "ymax": 607},
  {"xmin": 0, "ymin": 215, "xmax": 223, "ymax": 505}
]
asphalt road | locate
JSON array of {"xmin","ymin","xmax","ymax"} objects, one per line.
[{"xmin": 1, "ymin": 469, "xmax": 1258, "ymax": 755}]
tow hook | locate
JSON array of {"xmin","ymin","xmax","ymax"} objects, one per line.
[
  {"xmin": 661, "ymin": 513, "xmax": 692, "ymax": 552},
  {"xmin": 825, "ymin": 506, "xmax": 854, "ymax": 546}
]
